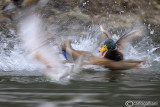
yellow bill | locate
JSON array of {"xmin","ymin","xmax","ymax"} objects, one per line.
[{"xmin": 99, "ymin": 45, "xmax": 108, "ymax": 57}]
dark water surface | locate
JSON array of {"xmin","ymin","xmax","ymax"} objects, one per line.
[{"xmin": 0, "ymin": 65, "xmax": 160, "ymax": 107}]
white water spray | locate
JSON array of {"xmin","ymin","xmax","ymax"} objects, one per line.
[
  {"xmin": 18, "ymin": 14, "xmax": 71, "ymax": 81},
  {"xmin": 0, "ymin": 13, "xmax": 159, "ymax": 79}
]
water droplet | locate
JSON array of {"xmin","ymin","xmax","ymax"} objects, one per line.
[{"xmin": 150, "ymin": 30, "xmax": 154, "ymax": 35}]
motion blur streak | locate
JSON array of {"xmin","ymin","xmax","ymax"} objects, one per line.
[{"xmin": 18, "ymin": 14, "xmax": 70, "ymax": 82}]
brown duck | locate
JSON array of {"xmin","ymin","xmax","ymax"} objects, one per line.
[{"xmin": 61, "ymin": 40, "xmax": 147, "ymax": 70}]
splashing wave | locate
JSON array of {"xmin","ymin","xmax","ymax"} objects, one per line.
[{"xmin": 0, "ymin": 16, "xmax": 159, "ymax": 79}]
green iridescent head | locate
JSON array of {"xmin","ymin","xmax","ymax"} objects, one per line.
[{"xmin": 104, "ymin": 39, "xmax": 116, "ymax": 50}]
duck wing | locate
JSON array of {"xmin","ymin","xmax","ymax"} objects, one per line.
[
  {"xmin": 87, "ymin": 57, "xmax": 147, "ymax": 70},
  {"xmin": 100, "ymin": 26, "xmax": 112, "ymax": 39},
  {"xmin": 115, "ymin": 28, "xmax": 143, "ymax": 53}
]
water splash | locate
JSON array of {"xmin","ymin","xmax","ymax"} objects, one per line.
[
  {"xmin": 18, "ymin": 14, "xmax": 71, "ymax": 82},
  {"xmin": 70, "ymin": 25, "xmax": 160, "ymax": 69},
  {"xmin": 0, "ymin": 16, "xmax": 159, "ymax": 80}
]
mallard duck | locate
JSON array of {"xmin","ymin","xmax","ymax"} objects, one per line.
[
  {"xmin": 60, "ymin": 26, "xmax": 147, "ymax": 70},
  {"xmin": 2, "ymin": 0, "xmax": 49, "ymax": 11},
  {"xmin": 99, "ymin": 26, "xmax": 143, "ymax": 61},
  {"xmin": 61, "ymin": 40, "xmax": 147, "ymax": 70},
  {"xmin": 99, "ymin": 39, "xmax": 123, "ymax": 61}
]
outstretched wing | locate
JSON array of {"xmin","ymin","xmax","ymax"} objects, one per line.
[
  {"xmin": 116, "ymin": 28, "xmax": 144, "ymax": 53},
  {"xmin": 100, "ymin": 26, "xmax": 112, "ymax": 39}
]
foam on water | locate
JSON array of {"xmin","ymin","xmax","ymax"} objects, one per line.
[{"xmin": 0, "ymin": 42, "xmax": 45, "ymax": 76}]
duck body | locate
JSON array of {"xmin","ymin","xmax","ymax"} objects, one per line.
[
  {"xmin": 61, "ymin": 40, "xmax": 147, "ymax": 70},
  {"xmin": 104, "ymin": 50, "xmax": 123, "ymax": 61},
  {"xmin": 61, "ymin": 27, "xmax": 147, "ymax": 70}
]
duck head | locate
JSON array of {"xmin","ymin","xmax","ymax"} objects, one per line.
[{"xmin": 99, "ymin": 39, "xmax": 116, "ymax": 56}]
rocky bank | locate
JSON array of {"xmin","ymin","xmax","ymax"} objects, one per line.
[{"xmin": 0, "ymin": 0, "xmax": 160, "ymax": 43}]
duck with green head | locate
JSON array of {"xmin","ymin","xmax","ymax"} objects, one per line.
[
  {"xmin": 99, "ymin": 39, "xmax": 123, "ymax": 61},
  {"xmin": 60, "ymin": 26, "xmax": 147, "ymax": 70},
  {"xmin": 99, "ymin": 26, "xmax": 143, "ymax": 62}
]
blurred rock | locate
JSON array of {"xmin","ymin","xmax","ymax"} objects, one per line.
[{"xmin": 0, "ymin": 0, "xmax": 160, "ymax": 43}]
